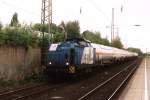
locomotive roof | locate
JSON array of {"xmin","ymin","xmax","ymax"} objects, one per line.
[{"xmin": 66, "ymin": 38, "xmax": 91, "ymax": 43}]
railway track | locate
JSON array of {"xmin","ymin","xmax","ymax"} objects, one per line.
[
  {"xmin": 78, "ymin": 59, "xmax": 141, "ymax": 100},
  {"xmin": 0, "ymin": 83, "xmax": 46, "ymax": 100},
  {"xmin": 0, "ymin": 59, "xmax": 142, "ymax": 100},
  {"xmin": 0, "ymin": 82, "xmax": 67, "ymax": 100}
]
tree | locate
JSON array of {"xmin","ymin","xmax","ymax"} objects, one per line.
[
  {"xmin": 82, "ymin": 31, "xmax": 92, "ymax": 41},
  {"xmin": 82, "ymin": 30, "xmax": 110, "ymax": 46},
  {"xmin": 101, "ymin": 38, "xmax": 110, "ymax": 46},
  {"xmin": 59, "ymin": 21, "xmax": 66, "ymax": 35},
  {"xmin": 59, "ymin": 21, "xmax": 66, "ymax": 31},
  {"xmin": 10, "ymin": 12, "xmax": 19, "ymax": 27},
  {"xmin": 32, "ymin": 23, "xmax": 41, "ymax": 31},
  {"xmin": 111, "ymin": 37, "xmax": 123, "ymax": 49},
  {"xmin": 65, "ymin": 21, "xmax": 80, "ymax": 38},
  {"xmin": 0, "ymin": 26, "xmax": 40, "ymax": 47},
  {"xmin": 127, "ymin": 47, "xmax": 143, "ymax": 56},
  {"xmin": 33, "ymin": 23, "xmax": 61, "ymax": 34},
  {"xmin": 0, "ymin": 21, "xmax": 2, "ymax": 30},
  {"xmin": 32, "ymin": 23, "xmax": 65, "ymax": 43},
  {"xmin": 82, "ymin": 30, "xmax": 101, "ymax": 43},
  {"xmin": 53, "ymin": 32, "xmax": 65, "ymax": 42}
]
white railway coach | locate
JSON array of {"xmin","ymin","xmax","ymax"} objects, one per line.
[{"xmin": 91, "ymin": 43, "xmax": 138, "ymax": 64}]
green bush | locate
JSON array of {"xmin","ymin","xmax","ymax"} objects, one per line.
[
  {"xmin": 39, "ymin": 34, "xmax": 50, "ymax": 47},
  {"xmin": 0, "ymin": 27, "xmax": 46, "ymax": 48}
]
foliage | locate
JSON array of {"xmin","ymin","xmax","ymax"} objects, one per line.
[
  {"xmin": 0, "ymin": 27, "xmax": 40, "ymax": 47},
  {"xmin": 82, "ymin": 30, "xmax": 110, "ymax": 46},
  {"xmin": 32, "ymin": 23, "xmax": 41, "ymax": 31},
  {"xmin": 0, "ymin": 21, "xmax": 2, "ymax": 30},
  {"xmin": 0, "ymin": 13, "xmax": 41, "ymax": 48},
  {"xmin": 101, "ymin": 38, "xmax": 110, "ymax": 46},
  {"xmin": 33, "ymin": 23, "xmax": 62, "ymax": 34},
  {"xmin": 111, "ymin": 38, "xmax": 123, "ymax": 49},
  {"xmin": 39, "ymin": 34, "xmax": 50, "ymax": 47},
  {"xmin": 65, "ymin": 21, "xmax": 80, "ymax": 38},
  {"xmin": 32, "ymin": 23, "xmax": 64, "ymax": 43},
  {"xmin": 82, "ymin": 30, "xmax": 101, "ymax": 43},
  {"xmin": 59, "ymin": 21, "xmax": 66, "ymax": 31},
  {"xmin": 32, "ymin": 21, "xmax": 81, "ymax": 42},
  {"xmin": 53, "ymin": 32, "xmax": 65, "ymax": 42},
  {"xmin": 10, "ymin": 12, "xmax": 19, "ymax": 27},
  {"xmin": 144, "ymin": 53, "xmax": 150, "ymax": 58},
  {"xmin": 127, "ymin": 47, "xmax": 143, "ymax": 55}
]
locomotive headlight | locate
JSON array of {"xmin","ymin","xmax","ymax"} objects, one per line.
[
  {"xmin": 66, "ymin": 62, "xmax": 69, "ymax": 66},
  {"xmin": 49, "ymin": 62, "xmax": 52, "ymax": 65}
]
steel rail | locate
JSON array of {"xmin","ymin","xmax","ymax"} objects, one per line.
[
  {"xmin": 107, "ymin": 62, "xmax": 138, "ymax": 100},
  {"xmin": 0, "ymin": 82, "xmax": 68, "ymax": 100},
  {"xmin": 14, "ymin": 84, "xmax": 63, "ymax": 100},
  {"xmin": 0, "ymin": 83, "xmax": 45, "ymax": 97},
  {"xmin": 78, "ymin": 60, "xmax": 137, "ymax": 100}
]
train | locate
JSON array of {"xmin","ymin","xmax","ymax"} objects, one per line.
[{"xmin": 47, "ymin": 38, "xmax": 138, "ymax": 75}]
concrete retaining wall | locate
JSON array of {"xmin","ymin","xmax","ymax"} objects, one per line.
[{"xmin": 0, "ymin": 46, "xmax": 41, "ymax": 81}]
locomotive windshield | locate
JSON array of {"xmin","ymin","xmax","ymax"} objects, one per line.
[
  {"xmin": 56, "ymin": 41, "xmax": 76, "ymax": 51},
  {"xmin": 77, "ymin": 41, "xmax": 89, "ymax": 47},
  {"xmin": 56, "ymin": 38, "xmax": 90, "ymax": 51}
]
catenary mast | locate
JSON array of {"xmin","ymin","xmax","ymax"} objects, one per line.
[
  {"xmin": 41, "ymin": 0, "xmax": 52, "ymax": 42},
  {"xmin": 41, "ymin": 0, "xmax": 52, "ymax": 66}
]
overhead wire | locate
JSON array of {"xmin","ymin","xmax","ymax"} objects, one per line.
[
  {"xmin": 1, "ymin": 0, "xmax": 112, "ymax": 25},
  {"xmin": 85, "ymin": 0, "xmax": 111, "ymax": 24},
  {"xmin": 0, "ymin": 0, "xmax": 40, "ymax": 19}
]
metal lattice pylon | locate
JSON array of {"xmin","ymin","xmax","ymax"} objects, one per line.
[
  {"xmin": 41, "ymin": 0, "xmax": 52, "ymax": 66},
  {"xmin": 41, "ymin": 0, "xmax": 52, "ymax": 38}
]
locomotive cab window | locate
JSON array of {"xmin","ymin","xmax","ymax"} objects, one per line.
[
  {"xmin": 77, "ymin": 41, "xmax": 89, "ymax": 47},
  {"xmin": 57, "ymin": 41, "xmax": 77, "ymax": 50}
]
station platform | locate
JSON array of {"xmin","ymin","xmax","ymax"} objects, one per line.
[{"xmin": 118, "ymin": 58, "xmax": 150, "ymax": 100}]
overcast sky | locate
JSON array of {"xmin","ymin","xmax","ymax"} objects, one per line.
[{"xmin": 0, "ymin": 0, "xmax": 149, "ymax": 52}]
